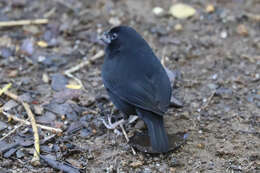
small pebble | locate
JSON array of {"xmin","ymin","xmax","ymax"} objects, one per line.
[
  {"xmin": 174, "ymin": 24, "xmax": 183, "ymax": 31},
  {"xmin": 34, "ymin": 105, "xmax": 43, "ymax": 115},
  {"xmin": 130, "ymin": 160, "xmax": 143, "ymax": 168},
  {"xmin": 51, "ymin": 73, "xmax": 68, "ymax": 91},
  {"xmin": 197, "ymin": 143, "xmax": 205, "ymax": 149},
  {"xmin": 153, "ymin": 7, "xmax": 164, "ymax": 16},
  {"xmin": 42, "ymin": 73, "xmax": 49, "ymax": 83},
  {"xmin": 21, "ymin": 38, "xmax": 34, "ymax": 55},
  {"xmin": 212, "ymin": 74, "xmax": 218, "ymax": 80},
  {"xmin": 207, "ymin": 83, "xmax": 218, "ymax": 90},
  {"xmin": 109, "ymin": 17, "xmax": 121, "ymax": 26},
  {"xmin": 220, "ymin": 31, "xmax": 227, "ymax": 39},
  {"xmin": 0, "ymin": 47, "xmax": 13, "ymax": 58},
  {"xmin": 236, "ymin": 24, "xmax": 248, "ymax": 36},
  {"xmin": 169, "ymin": 3, "xmax": 196, "ymax": 19},
  {"xmin": 16, "ymin": 149, "xmax": 25, "ymax": 158},
  {"xmin": 38, "ymin": 55, "xmax": 46, "ymax": 62},
  {"xmin": 8, "ymin": 70, "xmax": 18, "ymax": 77},
  {"xmin": 206, "ymin": 4, "xmax": 215, "ymax": 13}
]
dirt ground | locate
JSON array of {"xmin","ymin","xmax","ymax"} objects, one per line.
[{"xmin": 0, "ymin": 0, "xmax": 259, "ymax": 172}]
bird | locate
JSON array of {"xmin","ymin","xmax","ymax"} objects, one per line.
[{"xmin": 100, "ymin": 26, "xmax": 172, "ymax": 153}]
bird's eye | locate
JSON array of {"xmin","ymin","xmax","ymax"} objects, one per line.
[{"xmin": 111, "ymin": 33, "xmax": 118, "ymax": 40}]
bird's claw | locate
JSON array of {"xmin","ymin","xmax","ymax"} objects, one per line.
[
  {"xmin": 128, "ymin": 115, "xmax": 139, "ymax": 124},
  {"xmin": 100, "ymin": 115, "xmax": 125, "ymax": 129}
]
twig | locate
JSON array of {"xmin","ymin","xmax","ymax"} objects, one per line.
[
  {"xmin": 22, "ymin": 102, "xmax": 40, "ymax": 164},
  {"xmin": 245, "ymin": 12, "xmax": 260, "ymax": 22},
  {"xmin": 0, "ymin": 83, "xmax": 12, "ymax": 96},
  {"xmin": 1, "ymin": 111, "xmax": 62, "ymax": 133},
  {"xmin": 0, "ymin": 123, "xmax": 23, "ymax": 141},
  {"xmin": 200, "ymin": 91, "xmax": 216, "ymax": 110},
  {"xmin": 64, "ymin": 50, "xmax": 104, "ymax": 90},
  {"xmin": 120, "ymin": 124, "xmax": 136, "ymax": 155},
  {"xmin": 0, "ymin": 19, "xmax": 48, "ymax": 27},
  {"xmin": 241, "ymin": 54, "xmax": 260, "ymax": 63},
  {"xmin": 3, "ymin": 91, "xmax": 40, "ymax": 164}
]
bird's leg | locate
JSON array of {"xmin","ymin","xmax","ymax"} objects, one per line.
[{"xmin": 119, "ymin": 123, "xmax": 136, "ymax": 155}]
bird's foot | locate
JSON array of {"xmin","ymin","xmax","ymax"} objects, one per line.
[
  {"xmin": 100, "ymin": 115, "xmax": 125, "ymax": 129},
  {"xmin": 100, "ymin": 115, "xmax": 137, "ymax": 155},
  {"xmin": 128, "ymin": 115, "xmax": 139, "ymax": 124}
]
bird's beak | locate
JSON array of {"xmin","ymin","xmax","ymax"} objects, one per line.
[{"xmin": 100, "ymin": 32, "xmax": 111, "ymax": 44}]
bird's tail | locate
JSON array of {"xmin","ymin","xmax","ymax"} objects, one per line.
[{"xmin": 136, "ymin": 108, "xmax": 169, "ymax": 153}]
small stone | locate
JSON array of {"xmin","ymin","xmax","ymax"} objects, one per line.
[
  {"xmin": 42, "ymin": 73, "xmax": 49, "ymax": 83},
  {"xmin": 236, "ymin": 24, "xmax": 248, "ymax": 36},
  {"xmin": 61, "ymin": 115, "xmax": 66, "ymax": 121},
  {"xmin": 0, "ymin": 47, "xmax": 13, "ymax": 58},
  {"xmin": 153, "ymin": 7, "xmax": 164, "ymax": 16},
  {"xmin": 212, "ymin": 74, "xmax": 218, "ymax": 80},
  {"xmin": 174, "ymin": 24, "xmax": 183, "ymax": 31},
  {"xmin": 207, "ymin": 83, "xmax": 218, "ymax": 90},
  {"xmin": 205, "ymin": 4, "xmax": 215, "ymax": 13},
  {"xmin": 169, "ymin": 3, "xmax": 196, "ymax": 19},
  {"xmin": 38, "ymin": 55, "xmax": 46, "ymax": 62},
  {"xmin": 220, "ymin": 31, "xmax": 228, "ymax": 39},
  {"xmin": 3, "ymin": 100, "xmax": 18, "ymax": 111},
  {"xmin": 21, "ymin": 38, "xmax": 34, "ymax": 55},
  {"xmin": 34, "ymin": 105, "xmax": 43, "ymax": 115},
  {"xmin": 197, "ymin": 143, "xmax": 205, "ymax": 149},
  {"xmin": 8, "ymin": 70, "xmax": 18, "ymax": 78},
  {"xmin": 170, "ymin": 168, "xmax": 176, "ymax": 173},
  {"xmin": 109, "ymin": 17, "xmax": 121, "ymax": 26},
  {"xmin": 16, "ymin": 149, "xmax": 25, "ymax": 158},
  {"xmin": 51, "ymin": 73, "xmax": 68, "ymax": 91}
]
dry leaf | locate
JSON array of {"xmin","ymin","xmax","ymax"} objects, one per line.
[
  {"xmin": 37, "ymin": 41, "xmax": 48, "ymax": 48},
  {"xmin": 66, "ymin": 84, "xmax": 82, "ymax": 90}
]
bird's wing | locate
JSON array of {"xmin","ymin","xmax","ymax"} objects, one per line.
[{"xmin": 103, "ymin": 66, "xmax": 171, "ymax": 116}]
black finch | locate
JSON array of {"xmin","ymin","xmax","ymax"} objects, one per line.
[{"xmin": 101, "ymin": 26, "xmax": 171, "ymax": 153}]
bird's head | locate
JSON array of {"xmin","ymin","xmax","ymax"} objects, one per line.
[{"xmin": 100, "ymin": 26, "xmax": 146, "ymax": 52}]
